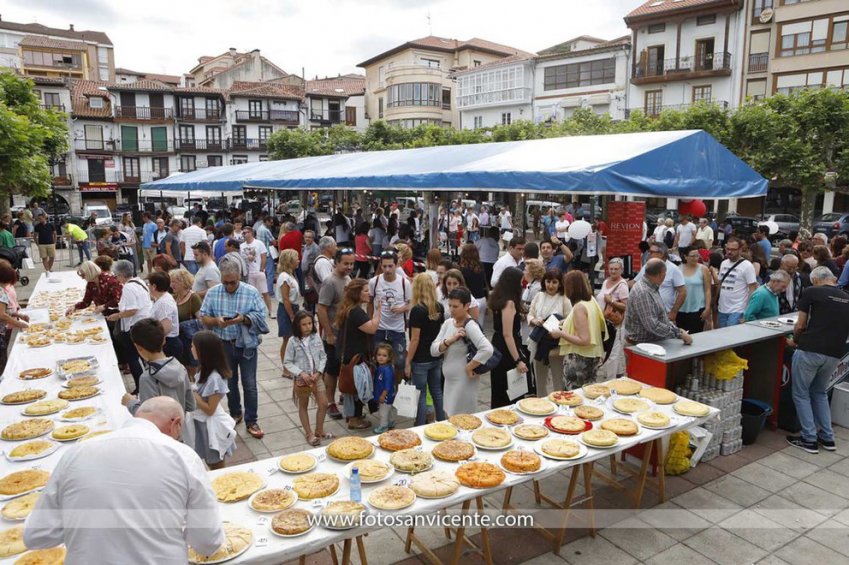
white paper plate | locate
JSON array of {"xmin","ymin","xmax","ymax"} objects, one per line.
[
  {"xmin": 188, "ymin": 527, "xmax": 253, "ymax": 564},
  {"xmin": 636, "ymin": 415, "xmax": 679, "ymax": 430},
  {"xmin": 472, "ymin": 436, "xmax": 514, "ymax": 451},
  {"xmin": 4, "ymin": 441, "xmax": 60, "ymax": 462},
  {"xmin": 15, "ymin": 369, "xmax": 54, "ymax": 381},
  {"xmin": 576, "ymin": 434, "xmax": 620, "ymax": 450},
  {"xmin": 0, "ymin": 485, "xmax": 45, "ymax": 502},
  {"xmin": 248, "ymin": 488, "xmax": 298, "ymax": 513},
  {"xmin": 61, "ymin": 379, "xmax": 103, "ymax": 389},
  {"xmin": 778, "ymin": 317, "xmax": 797, "ymax": 325},
  {"xmin": 511, "ymin": 424, "xmax": 550, "ymax": 441},
  {"xmin": 635, "ymin": 343, "xmax": 666, "ymax": 356},
  {"xmin": 277, "ymin": 453, "xmax": 319, "ymax": 474},
  {"xmin": 534, "ymin": 441, "xmax": 588, "ymax": 461},
  {"xmin": 344, "ymin": 461, "xmax": 394, "ymax": 484},
  {"xmin": 326, "ymin": 444, "xmax": 375, "ymax": 464},
  {"xmin": 499, "ymin": 454, "xmax": 548, "ymax": 475}
]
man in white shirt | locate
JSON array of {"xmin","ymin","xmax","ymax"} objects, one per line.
[
  {"xmin": 491, "ymin": 237, "xmax": 526, "ymax": 287},
  {"xmin": 631, "ymin": 242, "xmax": 686, "ymax": 321},
  {"xmin": 696, "ymin": 217, "xmax": 714, "ymax": 249},
  {"xmin": 107, "ymin": 259, "xmax": 152, "ymax": 393},
  {"xmin": 24, "ymin": 397, "xmax": 223, "ymax": 563},
  {"xmin": 369, "ymin": 250, "xmax": 410, "ymax": 378},
  {"xmin": 555, "ymin": 211, "xmax": 571, "ymax": 241},
  {"xmin": 191, "ymin": 241, "xmax": 221, "ymax": 298},
  {"xmin": 466, "ymin": 208, "xmax": 480, "ymax": 243},
  {"xmin": 313, "ymin": 236, "xmax": 337, "ymax": 285},
  {"xmin": 717, "ymin": 237, "xmax": 758, "ymax": 327},
  {"xmin": 180, "ymin": 217, "xmax": 208, "ymax": 275},
  {"xmin": 673, "ymin": 215, "xmax": 697, "ymax": 253},
  {"xmin": 240, "ymin": 227, "xmax": 271, "ymax": 315},
  {"xmin": 499, "ymin": 208, "xmax": 513, "ymax": 234}
]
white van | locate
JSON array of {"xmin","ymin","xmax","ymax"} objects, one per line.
[{"xmin": 83, "ymin": 204, "xmax": 113, "ymax": 227}]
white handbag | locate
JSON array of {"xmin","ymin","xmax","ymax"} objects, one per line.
[{"xmin": 393, "ymin": 382, "xmax": 421, "ymax": 419}]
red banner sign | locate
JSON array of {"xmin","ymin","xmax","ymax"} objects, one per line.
[
  {"xmin": 606, "ymin": 201, "xmax": 645, "ymax": 275},
  {"xmin": 80, "ymin": 183, "xmax": 118, "ymax": 192}
]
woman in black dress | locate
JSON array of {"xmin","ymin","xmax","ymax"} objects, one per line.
[
  {"xmin": 459, "ymin": 243, "xmax": 488, "ymax": 327},
  {"xmin": 487, "ymin": 266, "xmax": 528, "ymax": 407}
]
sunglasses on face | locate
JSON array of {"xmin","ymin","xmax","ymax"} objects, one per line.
[
  {"xmin": 380, "ymin": 250, "xmax": 397, "ymax": 257},
  {"xmin": 339, "ymin": 248, "xmax": 354, "ymax": 254},
  {"xmin": 222, "ymin": 280, "xmax": 239, "ymax": 287}
]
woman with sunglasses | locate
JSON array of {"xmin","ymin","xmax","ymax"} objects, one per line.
[{"xmin": 677, "ymin": 248, "xmax": 712, "ymax": 333}]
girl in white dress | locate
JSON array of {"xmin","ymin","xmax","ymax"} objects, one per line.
[{"xmin": 431, "ymin": 287, "xmax": 494, "ymax": 416}]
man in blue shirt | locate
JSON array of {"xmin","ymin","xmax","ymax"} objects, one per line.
[
  {"xmin": 141, "ymin": 212, "xmax": 157, "ymax": 273},
  {"xmin": 213, "ymin": 223, "xmax": 234, "ymax": 264},
  {"xmin": 755, "ymin": 226, "xmax": 772, "ymax": 261},
  {"xmin": 540, "ymin": 239, "xmax": 573, "ymax": 273},
  {"xmin": 199, "ymin": 261, "xmax": 268, "ymax": 439}
]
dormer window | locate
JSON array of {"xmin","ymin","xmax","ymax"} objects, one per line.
[{"xmin": 88, "ymin": 97, "xmax": 104, "ymax": 108}]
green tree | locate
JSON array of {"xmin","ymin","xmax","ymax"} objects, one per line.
[
  {"xmin": 729, "ymin": 89, "xmax": 849, "ymax": 229},
  {"xmin": 0, "ymin": 72, "xmax": 69, "ymax": 210},
  {"xmin": 266, "ymin": 127, "xmax": 334, "ymax": 159}
]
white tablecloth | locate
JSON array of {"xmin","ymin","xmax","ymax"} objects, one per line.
[
  {"xmin": 214, "ymin": 391, "xmax": 717, "ymax": 564},
  {"xmin": 0, "ymin": 271, "xmax": 130, "ymax": 562}
]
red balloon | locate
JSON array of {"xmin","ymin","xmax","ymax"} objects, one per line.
[
  {"xmin": 677, "ymin": 200, "xmax": 692, "ymax": 215},
  {"xmin": 689, "ymin": 199, "xmax": 707, "ymax": 218}
]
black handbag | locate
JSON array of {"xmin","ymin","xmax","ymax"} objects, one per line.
[{"xmin": 461, "ymin": 319, "xmax": 502, "ymax": 375}]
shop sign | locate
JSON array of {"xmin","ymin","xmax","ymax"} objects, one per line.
[{"xmin": 80, "ymin": 182, "xmax": 118, "ymax": 192}]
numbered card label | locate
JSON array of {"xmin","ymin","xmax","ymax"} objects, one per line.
[
  {"xmin": 394, "ymin": 478, "xmax": 408, "ymax": 487},
  {"xmin": 255, "ymin": 535, "xmax": 269, "ymax": 548},
  {"xmin": 256, "ymin": 516, "xmax": 268, "ymax": 526},
  {"xmin": 267, "ymin": 466, "xmax": 278, "ymax": 476},
  {"xmin": 317, "ymin": 453, "xmax": 327, "ymax": 462}
]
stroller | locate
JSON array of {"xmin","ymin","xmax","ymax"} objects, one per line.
[{"xmin": 0, "ymin": 245, "xmax": 30, "ymax": 286}]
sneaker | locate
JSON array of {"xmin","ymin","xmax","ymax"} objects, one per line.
[
  {"xmin": 373, "ymin": 426, "xmax": 389, "ymax": 434},
  {"xmin": 786, "ymin": 435, "xmax": 818, "ymax": 454},
  {"xmin": 246, "ymin": 423, "xmax": 264, "ymax": 439},
  {"xmin": 328, "ymin": 403, "xmax": 343, "ymax": 420},
  {"xmin": 817, "ymin": 437, "xmax": 837, "ymax": 451}
]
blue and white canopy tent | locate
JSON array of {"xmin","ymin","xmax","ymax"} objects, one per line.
[{"xmin": 142, "ymin": 130, "xmax": 768, "ymax": 199}]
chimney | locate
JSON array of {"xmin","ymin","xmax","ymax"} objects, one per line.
[
  {"xmin": 229, "ymin": 47, "xmax": 237, "ymax": 56},
  {"xmin": 69, "ymin": 24, "xmax": 74, "ymax": 31}
]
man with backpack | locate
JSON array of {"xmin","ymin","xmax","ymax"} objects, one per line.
[
  {"xmin": 304, "ymin": 236, "xmax": 336, "ymax": 309},
  {"xmin": 368, "ymin": 250, "xmax": 410, "ymax": 380}
]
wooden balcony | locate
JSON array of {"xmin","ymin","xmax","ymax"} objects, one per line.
[
  {"xmin": 114, "ymin": 106, "xmax": 174, "ymax": 121},
  {"xmin": 631, "ymin": 52, "xmax": 732, "ymax": 85},
  {"xmin": 235, "ymin": 110, "xmax": 299, "ymax": 125},
  {"xmin": 309, "ymin": 110, "xmax": 342, "ymax": 124},
  {"xmin": 40, "ymin": 104, "xmax": 66, "ymax": 112}
]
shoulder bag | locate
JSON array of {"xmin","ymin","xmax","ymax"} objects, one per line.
[
  {"xmin": 461, "ymin": 318, "xmax": 502, "ymax": 375},
  {"xmin": 602, "ymin": 281, "xmax": 626, "ymax": 326}
]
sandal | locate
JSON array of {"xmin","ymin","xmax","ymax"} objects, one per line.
[
  {"xmin": 307, "ymin": 433, "xmax": 320, "ymax": 447},
  {"xmin": 316, "ymin": 432, "xmax": 335, "ymax": 441}
]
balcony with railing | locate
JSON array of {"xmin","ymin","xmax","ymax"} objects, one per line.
[
  {"xmin": 309, "ymin": 110, "xmax": 341, "ymax": 124},
  {"xmin": 175, "ymin": 107, "xmax": 225, "ymax": 122},
  {"xmin": 227, "ymin": 138, "xmax": 268, "ymax": 151},
  {"xmin": 117, "ymin": 170, "xmax": 160, "ymax": 184},
  {"xmin": 115, "ymin": 140, "xmax": 174, "ymax": 153},
  {"xmin": 74, "ymin": 139, "xmax": 117, "ymax": 152},
  {"xmin": 114, "ymin": 106, "xmax": 174, "ymax": 121},
  {"xmin": 76, "ymin": 170, "xmax": 121, "ymax": 185},
  {"xmin": 40, "ymin": 104, "xmax": 66, "ymax": 112},
  {"xmin": 174, "ymin": 139, "xmax": 225, "ymax": 152},
  {"xmin": 234, "ymin": 110, "xmax": 299, "ymax": 125},
  {"xmin": 626, "ymin": 100, "xmax": 729, "ymax": 118},
  {"xmin": 52, "ymin": 174, "xmax": 73, "ymax": 186},
  {"xmin": 748, "ymin": 52, "xmax": 769, "ymax": 73},
  {"xmin": 631, "ymin": 52, "xmax": 733, "ymax": 84}
]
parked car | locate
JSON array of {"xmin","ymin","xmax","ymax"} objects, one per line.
[
  {"xmin": 812, "ymin": 212, "xmax": 849, "ymax": 238},
  {"xmin": 759, "ymin": 213, "xmax": 800, "ymax": 240},
  {"xmin": 83, "ymin": 204, "xmax": 113, "ymax": 227},
  {"xmin": 725, "ymin": 216, "xmax": 759, "ymax": 240}
]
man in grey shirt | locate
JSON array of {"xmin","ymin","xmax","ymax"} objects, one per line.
[
  {"xmin": 301, "ymin": 230, "xmax": 320, "ymax": 275},
  {"xmin": 191, "ymin": 241, "xmax": 221, "ymax": 298},
  {"xmin": 317, "ymin": 249, "xmax": 354, "ymax": 420}
]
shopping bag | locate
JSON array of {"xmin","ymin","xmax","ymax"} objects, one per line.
[
  {"xmin": 394, "ymin": 382, "xmax": 420, "ymax": 419},
  {"xmin": 506, "ymin": 368, "xmax": 529, "ymax": 401}
]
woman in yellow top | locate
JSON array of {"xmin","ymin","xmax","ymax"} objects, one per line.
[{"xmin": 549, "ymin": 270, "xmax": 607, "ymax": 390}]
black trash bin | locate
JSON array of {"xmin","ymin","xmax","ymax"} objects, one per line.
[{"xmin": 741, "ymin": 399, "xmax": 772, "ymax": 445}]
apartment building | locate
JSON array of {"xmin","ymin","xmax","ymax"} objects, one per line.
[
  {"xmin": 456, "ymin": 55, "xmax": 534, "ymax": 129},
  {"xmin": 185, "ymin": 48, "xmax": 298, "ymax": 90},
  {"xmin": 358, "ymin": 35, "xmax": 532, "ymax": 129},
  {"xmin": 742, "ymin": 0, "xmax": 848, "ymax": 102},
  {"xmin": 534, "ymin": 36, "xmax": 631, "ymax": 122},
  {"xmin": 0, "ymin": 17, "xmax": 114, "ymax": 81},
  {"xmin": 305, "ymin": 74, "xmax": 367, "ymax": 132},
  {"xmin": 70, "ymin": 79, "xmax": 121, "ymax": 208},
  {"xmin": 226, "ymin": 81, "xmax": 303, "ymax": 162},
  {"xmin": 173, "ymin": 89, "xmax": 228, "ymax": 173},
  {"xmin": 625, "ymin": 0, "xmax": 745, "ymax": 116}
]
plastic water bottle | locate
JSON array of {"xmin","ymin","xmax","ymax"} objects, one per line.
[{"xmin": 350, "ymin": 466, "xmax": 361, "ymax": 503}]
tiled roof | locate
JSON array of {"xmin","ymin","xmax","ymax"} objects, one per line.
[
  {"xmin": 358, "ymin": 35, "xmax": 532, "ymax": 67},
  {"xmin": 29, "ymin": 76, "xmax": 67, "ymax": 86},
  {"xmin": 0, "ymin": 20, "xmax": 111, "ymax": 45},
  {"xmin": 70, "ymin": 79, "xmax": 112, "ymax": 118},
  {"xmin": 19, "ymin": 35, "xmax": 88, "ymax": 51},
  {"xmin": 228, "ymin": 81, "xmax": 303, "ymax": 100},
  {"xmin": 306, "ymin": 76, "xmax": 366, "ymax": 97},
  {"xmin": 536, "ymin": 35, "xmax": 631, "ymax": 60},
  {"xmin": 115, "ymin": 68, "xmax": 181, "ymax": 85},
  {"xmin": 174, "ymin": 86, "xmax": 227, "ymax": 96},
  {"xmin": 625, "ymin": 0, "xmax": 740, "ymax": 22},
  {"xmin": 109, "ymin": 79, "xmax": 174, "ymax": 92}
]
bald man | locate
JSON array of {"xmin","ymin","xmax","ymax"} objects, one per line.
[{"xmin": 25, "ymin": 397, "xmax": 223, "ymax": 564}]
